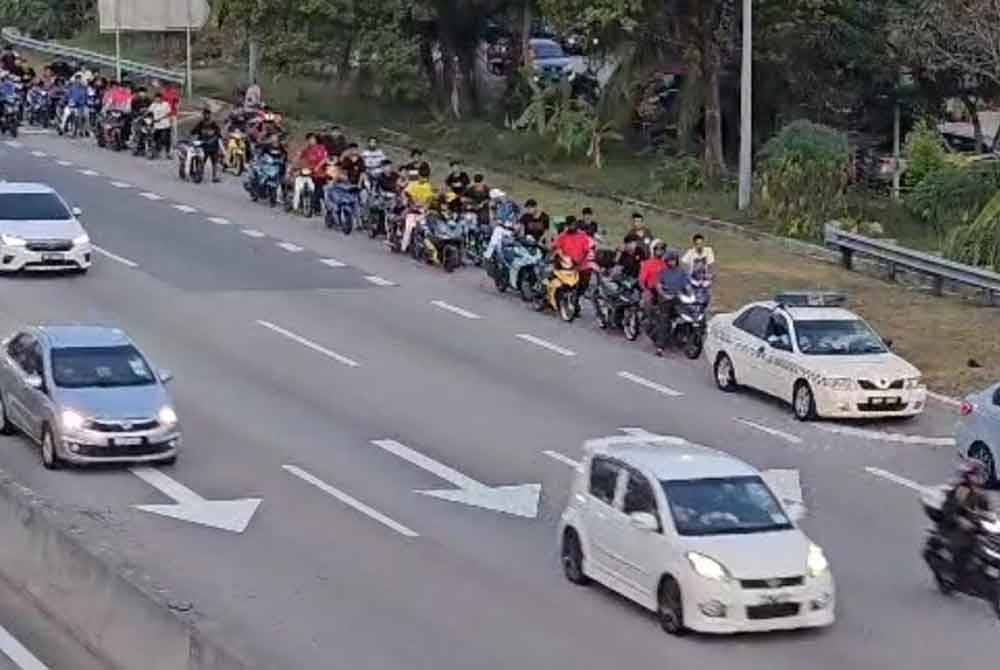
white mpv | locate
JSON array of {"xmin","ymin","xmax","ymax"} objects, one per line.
[{"xmin": 559, "ymin": 435, "xmax": 835, "ymax": 634}]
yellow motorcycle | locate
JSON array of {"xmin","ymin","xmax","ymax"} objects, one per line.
[
  {"xmin": 533, "ymin": 252, "xmax": 581, "ymax": 322},
  {"xmin": 224, "ymin": 129, "xmax": 248, "ymax": 176}
]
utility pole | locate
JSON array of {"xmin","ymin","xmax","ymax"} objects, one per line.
[
  {"xmin": 185, "ymin": 0, "xmax": 193, "ymax": 98},
  {"xmin": 114, "ymin": 0, "xmax": 121, "ymax": 81},
  {"xmin": 737, "ymin": 0, "xmax": 752, "ymax": 211},
  {"xmin": 892, "ymin": 102, "xmax": 901, "ymax": 201}
]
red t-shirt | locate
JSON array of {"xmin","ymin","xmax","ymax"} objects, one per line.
[
  {"xmin": 161, "ymin": 86, "xmax": 180, "ymax": 117},
  {"xmin": 299, "ymin": 144, "xmax": 329, "ymax": 172},
  {"xmin": 639, "ymin": 258, "xmax": 667, "ymax": 290},
  {"xmin": 554, "ymin": 231, "xmax": 591, "ymax": 267}
]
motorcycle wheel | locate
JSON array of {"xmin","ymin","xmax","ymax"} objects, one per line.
[
  {"xmin": 443, "ymin": 246, "xmax": 461, "ymax": 273},
  {"xmin": 340, "ymin": 209, "xmax": 353, "ymax": 235},
  {"xmin": 369, "ymin": 211, "xmax": 384, "ymax": 239},
  {"xmin": 303, "ymin": 193, "xmax": 314, "ymax": 218},
  {"xmin": 557, "ymin": 289, "xmax": 577, "ymax": 323},
  {"xmin": 235, "ymin": 156, "xmax": 245, "ymax": 176},
  {"xmin": 8, "ymin": 123, "xmax": 16, "ymax": 139},
  {"xmin": 268, "ymin": 187, "xmax": 278, "ymax": 207},
  {"xmin": 325, "ymin": 210, "xmax": 335, "ymax": 229},
  {"xmin": 595, "ymin": 298, "xmax": 611, "ymax": 329},
  {"xmin": 518, "ymin": 269, "xmax": 537, "ymax": 303},
  {"xmin": 192, "ymin": 159, "xmax": 205, "ymax": 184},
  {"xmin": 494, "ymin": 273, "xmax": 508, "ymax": 293},
  {"xmin": 684, "ymin": 330, "xmax": 704, "ymax": 360},
  {"xmin": 623, "ymin": 307, "xmax": 641, "ymax": 341}
]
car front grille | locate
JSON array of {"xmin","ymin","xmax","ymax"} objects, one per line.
[
  {"xmin": 25, "ymin": 239, "xmax": 73, "ymax": 252},
  {"xmin": 740, "ymin": 577, "xmax": 804, "ymax": 589},
  {"xmin": 75, "ymin": 442, "xmax": 171, "ymax": 458},
  {"xmin": 746, "ymin": 603, "xmax": 800, "ymax": 620},
  {"xmin": 857, "ymin": 401, "xmax": 908, "ymax": 412},
  {"xmin": 858, "ymin": 379, "xmax": 904, "ymax": 391},
  {"xmin": 86, "ymin": 418, "xmax": 159, "ymax": 433}
]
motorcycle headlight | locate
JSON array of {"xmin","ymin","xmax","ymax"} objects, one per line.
[
  {"xmin": 158, "ymin": 406, "xmax": 178, "ymax": 427},
  {"xmin": 1, "ymin": 234, "xmax": 25, "ymax": 247},
  {"xmin": 61, "ymin": 409, "xmax": 86, "ymax": 431},
  {"xmin": 807, "ymin": 543, "xmax": 830, "ymax": 578},
  {"xmin": 687, "ymin": 552, "xmax": 730, "ymax": 581},
  {"xmin": 903, "ymin": 376, "xmax": 923, "ymax": 390},
  {"xmin": 822, "ymin": 377, "xmax": 856, "ymax": 391}
]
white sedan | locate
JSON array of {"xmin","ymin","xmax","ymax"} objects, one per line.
[
  {"xmin": 0, "ymin": 182, "xmax": 91, "ymax": 273},
  {"xmin": 559, "ymin": 434, "xmax": 835, "ymax": 634},
  {"xmin": 703, "ymin": 293, "xmax": 926, "ymax": 420}
]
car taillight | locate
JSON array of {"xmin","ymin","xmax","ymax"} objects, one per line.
[{"xmin": 960, "ymin": 401, "xmax": 976, "ymax": 416}]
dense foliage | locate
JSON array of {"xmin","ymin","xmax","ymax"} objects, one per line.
[
  {"xmin": 905, "ymin": 162, "xmax": 1000, "ymax": 235},
  {"xmin": 945, "ymin": 191, "xmax": 1000, "ymax": 272}
]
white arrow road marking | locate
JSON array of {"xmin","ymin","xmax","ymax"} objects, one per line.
[
  {"xmin": 56, "ymin": 160, "xmax": 73, "ymax": 166},
  {"xmin": 617, "ymin": 371, "xmax": 682, "ymax": 397},
  {"xmin": 431, "ymin": 300, "xmax": 481, "ymax": 320},
  {"xmin": 364, "ymin": 275, "xmax": 396, "ymax": 286},
  {"xmin": 283, "ymin": 465, "xmax": 418, "ymax": 538},
  {"xmin": 735, "ymin": 418, "xmax": 803, "ymax": 445},
  {"xmin": 139, "ymin": 192, "xmax": 163, "ymax": 200},
  {"xmin": 515, "ymin": 334, "xmax": 576, "ymax": 357},
  {"xmin": 0, "ymin": 623, "xmax": 49, "ymax": 670},
  {"xmin": 109, "ymin": 181, "xmax": 133, "ymax": 188},
  {"xmin": 172, "ymin": 204, "xmax": 198, "ymax": 214},
  {"xmin": 815, "ymin": 424, "xmax": 954, "ymax": 447},
  {"xmin": 864, "ymin": 466, "xmax": 934, "ymax": 495},
  {"xmin": 18, "ymin": 128, "xmax": 50, "ymax": 135},
  {"xmin": 277, "ymin": 241, "xmax": 303, "ymax": 253},
  {"xmin": 256, "ymin": 320, "xmax": 360, "ymax": 367},
  {"xmin": 130, "ymin": 467, "xmax": 261, "ymax": 533},
  {"xmin": 207, "ymin": 217, "xmax": 231, "ymax": 225},
  {"xmin": 241, "ymin": 229, "xmax": 266, "ymax": 238},
  {"xmin": 92, "ymin": 245, "xmax": 138, "ymax": 268},
  {"xmin": 372, "ymin": 439, "xmax": 541, "ymax": 518},
  {"xmin": 77, "ymin": 169, "xmax": 99, "ymax": 176},
  {"xmin": 29, "ymin": 150, "xmax": 46, "ymax": 157},
  {"xmin": 319, "ymin": 258, "xmax": 346, "ymax": 268}
]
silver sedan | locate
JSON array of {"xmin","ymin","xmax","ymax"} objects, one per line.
[
  {"xmin": 955, "ymin": 382, "xmax": 1000, "ymax": 486},
  {"xmin": 0, "ymin": 325, "xmax": 181, "ymax": 468}
]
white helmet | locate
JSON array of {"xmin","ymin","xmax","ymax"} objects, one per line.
[{"xmin": 489, "ymin": 188, "xmax": 506, "ymax": 200}]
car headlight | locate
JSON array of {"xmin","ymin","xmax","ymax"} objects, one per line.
[
  {"xmin": 1, "ymin": 234, "xmax": 25, "ymax": 247},
  {"xmin": 903, "ymin": 376, "xmax": 923, "ymax": 390},
  {"xmin": 822, "ymin": 377, "xmax": 855, "ymax": 391},
  {"xmin": 807, "ymin": 543, "xmax": 829, "ymax": 578},
  {"xmin": 72, "ymin": 233, "xmax": 90, "ymax": 246},
  {"xmin": 61, "ymin": 409, "xmax": 86, "ymax": 431},
  {"xmin": 687, "ymin": 552, "xmax": 730, "ymax": 581},
  {"xmin": 158, "ymin": 406, "xmax": 178, "ymax": 427}
]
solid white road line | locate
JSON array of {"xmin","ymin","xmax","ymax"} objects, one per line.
[
  {"xmin": 77, "ymin": 169, "xmax": 99, "ymax": 176},
  {"xmin": 283, "ymin": 465, "xmax": 418, "ymax": 538},
  {"xmin": 172, "ymin": 204, "xmax": 198, "ymax": 214},
  {"xmin": 207, "ymin": 217, "xmax": 232, "ymax": 225},
  {"xmin": 92, "ymin": 245, "xmax": 138, "ymax": 268},
  {"xmin": 109, "ymin": 181, "xmax": 132, "ymax": 188},
  {"xmin": 256, "ymin": 320, "xmax": 360, "ymax": 367},
  {"xmin": 241, "ymin": 229, "xmax": 266, "ymax": 238},
  {"xmin": 0, "ymin": 623, "xmax": 49, "ymax": 670},
  {"xmin": 431, "ymin": 300, "xmax": 482, "ymax": 320},
  {"xmin": 55, "ymin": 160, "xmax": 73, "ymax": 166},
  {"xmin": 319, "ymin": 258, "xmax": 346, "ymax": 268},
  {"xmin": 138, "ymin": 192, "xmax": 162, "ymax": 200},
  {"xmin": 543, "ymin": 450, "xmax": 581, "ymax": 469},
  {"xmin": 815, "ymin": 424, "xmax": 955, "ymax": 447},
  {"xmin": 735, "ymin": 418, "xmax": 804, "ymax": 445},
  {"xmin": 515, "ymin": 333, "xmax": 576, "ymax": 357},
  {"xmin": 3, "ymin": 141, "xmax": 22, "ymax": 148},
  {"xmin": 617, "ymin": 371, "xmax": 682, "ymax": 397},
  {"xmin": 277, "ymin": 242, "xmax": 303, "ymax": 253},
  {"xmin": 865, "ymin": 466, "xmax": 932, "ymax": 495},
  {"xmin": 928, "ymin": 390, "xmax": 961, "ymax": 408},
  {"xmin": 364, "ymin": 275, "xmax": 396, "ymax": 286},
  {"xmin": 29, "ymin": 150, "xmax": 46, "ymax": 157}
]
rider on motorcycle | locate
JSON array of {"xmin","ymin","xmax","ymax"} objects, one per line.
[
  {"xmin": 942, "ymin": 460, "xmax": 993, "ymax": 578},
  {"xmin": 651, "ymin": 249, "xmax": 689, "ymax": 356},
  {"xmin": 361, "ymin": 136, "xmax": 386, "ymax": 176},
  {"xmin": 292, "ymin": 133, "xmax": 329, "ymax": 212},
  {"xmin": 61, "ymin": 73, "xmax": 87, "ymax": 133},
  {"xmin": 445, "ymin": 160, "xmax": 471, "ymax": 197},
  {"xmin": 401, "ymin": 163, "xmax": 435, "ymax": 252},
  {"xmin": 614, "ymin": 234, "xmax": 645, "ymax": 280},
  {"xmin": 552, "ymin": 216, "xmax": 591, "ymax": 275},
  {"xmin": 189, "ymin": 108, "xmax": 224, "ymax": 182},
  {"xmin": 639, "ymin": 240, "xmax": 667, "ymax": 303}
]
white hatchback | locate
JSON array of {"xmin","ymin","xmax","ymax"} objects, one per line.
[
  {"xmin": 559, "ymin": 435, "xmax": 835, "ymax": 634},
  {"xmin": 0, "ymin": 182, "xmax": 91, "ymax": 273}
]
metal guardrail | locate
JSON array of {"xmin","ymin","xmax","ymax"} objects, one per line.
[
  {"xmin": 825, "ymin": 223, "xmax": 1000, "ymax": 301},
  {"xmin": 2, "ymin": 27, "xmax": 185, "ymax": 84}
]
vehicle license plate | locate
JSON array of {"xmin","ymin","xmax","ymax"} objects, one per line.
[
  {"xmin": 114, "ymin": 437, "xmax": 143, "ymax": 447},
  {"xmin": 42, "ymin": 253, "xmax": 64, "ymax": 262},
  {"xmin": 871, "ymin": 396, "xmax": 900, "ymax": 405}
]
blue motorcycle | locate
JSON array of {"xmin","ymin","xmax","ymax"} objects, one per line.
[
  {"xmin": 488, "ymin": 234, "xmax": 545, "ymax": 301},
  {"xmin": 244, "ymin": 151, "xmax": 285, "ymax": 206},
  {"xmin": 325, "ymin": 183, "xmax": 360, "ymax": 234}
]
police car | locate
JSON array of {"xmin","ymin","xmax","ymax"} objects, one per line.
[{"xmin": 703, "ymin": 292, "xmax": 926, "ymax": 420}]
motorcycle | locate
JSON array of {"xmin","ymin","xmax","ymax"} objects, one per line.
[
  {"xmin": 364, "ymin": 189, "xmax": 397, "ymax": 239},
  {"xmin": 533, "ymin": 252, "xmax": 582, "ymax": 322},
  {"xmin": 284, "ymin": 168, "xmax": 316, "ymax": 218},
  {"xmin": 592, "ymin": 271, "xmax": 642, "ymax": 334},
  {"xmin": 325, "ymin": 183, "xmax": 361, "ymax": 233},
  {"xmin": 133, "ymin": 113, "xmax": 156, "ymax": 159},
  {"xmin": 224, "ymin": 128, "xmax": 248, "ymax": 176},
  {"xmin": 0, "ymin": 96, "xmax": 19, "ymax": 138},
  {"xmin": 922, "ymin": 488, "xmax": 1000, "ymax": 617},
  {"xmin": 59, "ymin": 103, "xmax": 85, "ymax": 138},
  {"xmin": 644, "ymin": 284, "xmax": 707, "ymax": 359},
  {"xmin": 244, "ymin": 151, "xmax": 285, "ymax": 205},
  {"xmin": 487, "ymin": 234, "xmax": 544, "ymax": 301},
  {"xmin": 413, "ymin": 212, "xmax": 464, "ymax": 272},
  {"xmin": 177, "ymin": 140, "xmax": 207, "ymax": 184},
  {"xmin": 26, "ymin": 88, "xmax": 48, "ymax": 127},
  {"xmin": 97, "ymin": 109, "xmax": 127, "ymax": 151},
  {"xmin": 462, "ymin": 210, "xmax": 492, "ymax": 267}
]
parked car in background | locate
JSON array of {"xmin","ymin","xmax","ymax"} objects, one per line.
[
  {"xmin": 955, "ymin": 382, "xmax": 1000, "ymax": 486},
  {"xmin": 529, "ymin": 38, "xmax": 574, "ymax": 82}
]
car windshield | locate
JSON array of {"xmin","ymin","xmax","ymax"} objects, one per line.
[
  {"xmin": 661, "ymin": 476, "xmax": 793, "ymax": 536},
  {"xmin": 533, "ymin": 43, "xmax": 565, "ymax": 59},
  {"xmin": 51, "ymin": 345, "xmax": 156, "ymax": 389},
  {"xmin": 0, "ymin": 193, "xmax": 71, "ymax": 221},
  {"xmin": 794, "ymin": 319, "xmax": 887, "ymax": 355}
]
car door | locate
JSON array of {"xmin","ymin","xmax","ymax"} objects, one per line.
[
  {"xmin": 583, "ymin": 455, "xmax": 627, "ymax": 583},
  {"xmin": 1, "ymin": 333, "xmax": 34, "ymax": 433},
  {"xmin": 610, "ymin": 468, "xmax": 669, "ymax": 608},
  {"xmin": 759, "ymin": 312, "xmax": 797, "ymax": 400},
  {"xmin": 19, "ymin": 339, "xmax": 49, "ymax": 442},
  {"xmin": 730, "ymin": 306, "xmax": 772, "ymax": 392},
  {"xmin": 981, "ymin": 384, "xmax": 1000, "ymax": 447}
]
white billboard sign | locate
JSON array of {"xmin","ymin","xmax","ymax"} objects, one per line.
[{"xmin": 98, "ymin": 0, "xmax": 211, "ymax": 32}]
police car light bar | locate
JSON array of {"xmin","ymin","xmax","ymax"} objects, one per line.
[{"xmin": 775, "ymin": 291, "xmax": 847, "ymax": 307}]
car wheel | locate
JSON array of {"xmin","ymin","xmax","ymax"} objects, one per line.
[
  {"xmin": 969, "ymin": 443, "xmax": 997, "ymax": 488},
  {"xmin": 41, "ymin": 425, "xmax": 61, "ymax": 470},
  {"xmin": 657, "ymin": 578, "xmax": 686, "ymax": 636},
  {"xmin": 714, "ymin": 353, "xmax": 738, "ymax": 392},
  {"xmin": 0, "ymin": 393, "xmax": 14, "ymax": 435},
  {"xmin": 793, "ymin": 382, "xmax": 817, "ymax": 421},
  {"xmin": 561, "ymin": 529, "xmax": 590, "ymax": 586}
]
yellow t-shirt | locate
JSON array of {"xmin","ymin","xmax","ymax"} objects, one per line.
[{"xmin": 405, "ymin": 179, "xmax": 436, "ymax": 208}]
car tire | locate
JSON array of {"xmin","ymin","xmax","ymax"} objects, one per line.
[
  {"xmin": 714, "ymin": 353, "xmax": 738, "ymax": 392},
  {"xmin": 41, "ymin": 425, "xmax": 61, "ymax": 470},
  {"xmin": 969, "ymin": 442, "xmax": 997, "ymax": 488},
  {"xmin": 793, "ymin": 381, "xmax": 817, "ymax": 422},
  {"xmin": 0, "ymin": 393, "xmax": 14, "ymax": 435},
  {"xmin": 561, "ymin": 529, "xmax": 590, "ymax": 586},
  {"xmin": 657, "ymin": 578, "xmax": 686, "ymax": 636}
]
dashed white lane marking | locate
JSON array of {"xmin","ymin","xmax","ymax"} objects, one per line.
[
  {"xmin": 364, "ymin": 275, "xmax": 396, "ymax": 287},
  {"xmin": 865, "ymin": 467, "xmax": 932, "ymax": 495},
  {"xmin": 431, "ymin": 300, "xmax": 482, "ymax": 320},
  {"xmin": 277, "ymin": 241, "xmax": 303, "ymax": 253},
  {"xmin": 256, "ymin": 320, "xmax": 360, "ymax": 368},
  {"xmin": 928, "ymin": 390, "xmax": 961, "ymax": 408},
  {"xmin": 3, "ymin": 140, "xmax": 22, "ymax": 148},
  {"xmin": 617, "ymin": 371, "xmax": 682, "ymax": 397},
  {"xmin": 207, "ymin": 217, "xmax": 231, "ymax": 225},
  {"xmin": 735, "ymin": 418, "xmax": 804, "ymax": 445},
  {"xmin": 93, "ymin": 245, "xmax": 138, "ymax": 268},
  {"xmin": 29, "ymin": 150, "xmax": 46, "ymax": 157},
  {"xmin": 319, "ymin": 258, "xmax": 346, "ymax": 268},
  {"xmin": 283, "ymin": 465, "xmax": 418, "ymax": 538},
  {"xmin": 77, "ymin": 169, "xmax": 99, "ymax": 176},
  {"xmin": 109, "ymin": 181, "xmax": 132, "ymax": 188},
  {"xmin": 172, "ymin": 204, "xmax": 198, "ymax": 214},
  {"xmin": 55, "ymin": 160, "xmax": 73, "ymax": 166},
  {"xmin": 543, "ymin": 450, "xmax": 581, "ymax": 469},
  {"xmin": 815, "ymin": 424, "xmax": 955, "ymax": 447},
  {"xmin": 241, "ymin": 229, "xmax": 266, "ymax": 238},
  {"xmin": 138, "ymin": 192, "xmax": 163, "ymax": 200},
  {"xmin": 515, "ymin": 334, "xmax": 576, "ymax": 357},
  {"xmin": 0, "ymin": 622, "xmax": 49, "ymax": 670}
]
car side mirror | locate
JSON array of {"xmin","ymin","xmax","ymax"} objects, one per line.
[
  {"xmin": 71, "ymin": 207, "xmax": 83, "ymax": 217},
  {"xmin": 882, "ymin": 338, "xmax": 894, "ymax": 350},
  {"xmin": 158, "ymin": 368, "xmax": 173, "ymax": 384},
  {"xmin": 24, "ymin": 373, "xmax": 43, "ymax": 390},
  {"xmin": 629, "ymin": 512, "xmax": 659, "ymax": 533},
  {"xmin": 784, "ymin": 500, "xmax": 807, "ymax": 523}
]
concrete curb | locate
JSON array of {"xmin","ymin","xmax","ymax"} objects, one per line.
[{"xmin": 0, "ymin": 469, "xmax": 260, "ymax": 670}]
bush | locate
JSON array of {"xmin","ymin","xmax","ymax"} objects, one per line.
[
  {"xmin": 755, "ymin": 120, "xmax": 852, "ymax": 239},
  {"xmin": 944, "ymin": 190, "xmax": 1000, "ymax": 272},
  {"xmin": 903, "ymin": 119, "xmax": 948, "ymax": 190},
  {"xmin": 649, "ymin": 155, "xmax": 706, "ymax": 193},
  {"xmin": 905, "ymin": 161, "xmax": 1000, "ymax": 234}
]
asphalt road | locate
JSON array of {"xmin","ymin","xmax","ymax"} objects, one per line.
[{"xmin": 0, "ymin": 132, "xmax": 992, "ymax": 670}]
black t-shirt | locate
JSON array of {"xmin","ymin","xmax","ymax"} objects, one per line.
[
  {"xmin": 520, "ymin": 212, "xmax": 549, "ymax": 240},
  {"xmin": 340, "ymin": 155, "xmax": 365, "ymax": 185},
  {"xmin": 376, "ymin": 170, "xmax": 401, "ymax": 193},
  {"xmin": 616, "ymin": 248, "xmax": 643, "ymax": 278},
  {"xmin": 402, "ymin": 160, "xmax": 423, "ymax": 178},
  {"xmin": 466, "ymin": 184, "xmax": 490, "ymax": 205},
  {"xmin": 0, "ymin": 52, "xmax": 15, "ymax": 73},
  {"xmin": 191, "ymin": 120, "xmax": 221, "ymax": 144},
  {"xmin": 132, "ymin": 95, "xmax": 151, "ymax": 115},
  {"xmin": 446, "ymin": 171, "xmax": 470, "ymax": 195}
]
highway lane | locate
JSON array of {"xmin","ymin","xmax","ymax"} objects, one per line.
[{"xmin": 0, "ymin": 141, "xmax": 990, "ymax": 669}]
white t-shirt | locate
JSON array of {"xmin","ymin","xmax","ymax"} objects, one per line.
[
  {"xmin": 149, "ymin": 101, "xmax": 172, "ymax": 130},
  {"xmin": 682, "ymin": 246, "xmax": 716, "ymax": 271}
]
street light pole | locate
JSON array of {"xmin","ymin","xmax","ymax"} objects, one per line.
[{"xmin": 737, "ymin": 0, "xmax": 752, "ymax": 211}]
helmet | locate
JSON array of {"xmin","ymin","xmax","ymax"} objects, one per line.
[
  {"xmin": 959, "ymin": 459, "xmax": 989, "ymax": 486},
  {"xmin": 489, "ymin": 188, "xmax": 505, "ymax": 200}
]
